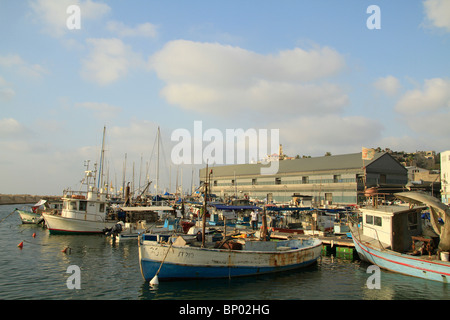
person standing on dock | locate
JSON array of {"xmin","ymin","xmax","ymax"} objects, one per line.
[{"xmin": 251, "ymin": 209, "xmax": 259, "ymax": 230}]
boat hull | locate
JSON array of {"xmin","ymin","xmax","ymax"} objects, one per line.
[
  {"xmin": 17, "ymin": 210, "xmax": 44, "ymax": 224},
  {"xmin": 42, "ymin": 213, "xmax": 116, "ymax": 235},
  {"xmin": 139, "ymin": 237, "xmax": 322, "ymax": 281},
  {"xmin": 352, "ymin": 233, "xmax": 450, "ymax": 283}
]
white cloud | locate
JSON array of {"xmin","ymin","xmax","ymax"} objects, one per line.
[
  {"xmin": 75, "ymin": 102, "xmax": 122, "ymax": 119},
  {"xmin": 423, "ymin": 0, "xmax": 450, "ymax": 32},
  {"xmin": 273, "ymin": 115, "xmax": 383, "ymax": 156},
  {"xmin": 395, "ymin": 78, "xmax": 450, "ymax": 114},
  {"xmin": 0, "ymin": 76, "xmax": 15, "ymax": 101},
  {"xmin": 106, "ymin": 21, "xmax": 158, "ymax": 38},
  {"xmin": 373, "ymin": 75, "xmax": 402, "ymax": 96},
  {"xmin": 29, "ymin": 0, "xmax": 111, "ymax": 37},
  {"xmin": 393, "ymin": 78, "xmax": 450, "ymax": 142},
  {"xmin": 0, "ymin": 118, "xmax": 27, "ymax": 136},
  {"xmin": 150, "ymin": 40, "xmax": 347, "ymax": 117},
  {"xmin": 0, "ymin": 54, "xmax": 48, "ymax": 78},
  {"xmin": 81, "ymin": 38, "xmax": 144, "ymax": 85}
]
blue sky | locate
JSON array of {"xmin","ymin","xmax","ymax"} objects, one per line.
[{"xmin": 1, "ymin": 0, "xmax": 450, "ymax": 195}]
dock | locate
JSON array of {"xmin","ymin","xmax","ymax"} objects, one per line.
[{"xmin": 271, "ymin": 230, "xmax": 358, "ymax": 259}]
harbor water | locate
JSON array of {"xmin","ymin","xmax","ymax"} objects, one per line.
[{"xmin": 1, "ymin": 204, "xmax": 449, "ymax": 301}]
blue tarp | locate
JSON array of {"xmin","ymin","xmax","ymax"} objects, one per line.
[{"xmin": 265, "ymin": 207, "xmax": 312, "ymax": 212}]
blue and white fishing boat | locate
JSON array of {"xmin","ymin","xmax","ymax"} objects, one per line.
[
  {"xmin": 351, "ymin": 191, "xmax": 450, "ymax": 283},
  {"xmin": 138, "ymin": 231, "xmax": 322, "ymax": 281}
]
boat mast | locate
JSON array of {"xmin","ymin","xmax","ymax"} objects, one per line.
[
  {"xmin": 202, "ymin": 163, "xmax": 208, "ymax": 248},
  {"xmin": 98, "ymin": 126, "xmax": 106, "ymax": 192},
  {"xmin": 156, "ymin": 126, "xmax": 160, "ymax": 196}
]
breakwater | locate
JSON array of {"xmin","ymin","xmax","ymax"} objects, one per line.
[{"xmin": 0, "ymin": 194, "xmax": 60, "ymax": 205}]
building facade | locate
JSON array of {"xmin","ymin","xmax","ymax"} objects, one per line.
[{"xmin": 199, "ymin": 152, "xmax": 407, "ymax": 205}]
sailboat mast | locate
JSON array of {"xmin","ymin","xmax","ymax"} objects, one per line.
[
  {"xmin": 98, "ymin": 126, "xmax": 106, "ymax": 191},
  {"xmin": 156, "ymin": 126, "xmax": 160, "ymax": 196}
]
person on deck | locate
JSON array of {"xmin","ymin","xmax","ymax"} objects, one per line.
[{"xmin": 251, "ymin": 210, "xmax": 259, "ymax": 230}]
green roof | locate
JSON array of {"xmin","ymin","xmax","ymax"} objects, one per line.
[{"xmin": 200, "ymin": 152, "xmax": 401, "ymax": 178}]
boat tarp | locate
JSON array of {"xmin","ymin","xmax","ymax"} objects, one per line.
[
  {"xmin": 395, "ymin": 191, "xmax": 450, "ymax": 251},
  {"xmin": 33, "ymin": 199, "xmax": 47, "ymax": 207}
]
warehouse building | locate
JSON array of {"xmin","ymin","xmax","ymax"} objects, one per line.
[{"xmin": 199, "ymin": 152, "xmax": 407, "ymax": 205}]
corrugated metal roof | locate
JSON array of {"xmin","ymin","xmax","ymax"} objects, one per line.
[{"xmin": 200, "ymin": 152, "xmax": 387, "ymax": 178}]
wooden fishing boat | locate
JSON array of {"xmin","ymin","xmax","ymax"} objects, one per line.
[
  {"xmin": 16, "ymin": 208, "xmax": 44, "ymax": 224},
  {"xmin": 16, "ymin": 199, "xmax": 61, "ymax": 224},
  {"xmin": 350, "ymin": 191, "xmax": 450, "ymax": 283},
  {"xmin": 138, "ymin": 232, "xmax": 322, "ymax": 281}
]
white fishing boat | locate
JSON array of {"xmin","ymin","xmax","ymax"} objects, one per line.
[
  {"xmin": 42, "ymin": 127, "xmax": 117, "ymax": 235},
  {"xmin": 351, "ymin": 191, "xmax": 450, "ymax": 283},
  {"xmin": 42, "ymin": 190, "xmax": 116, "ymax": 235},
  {"xmin": 138, "ymin": 232, "xmax": 322, "ymax": 281}
]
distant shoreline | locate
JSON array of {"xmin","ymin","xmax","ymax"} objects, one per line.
[{"xmin": 0, "ymin": 194, "xmax": 60, "ymax": 205}]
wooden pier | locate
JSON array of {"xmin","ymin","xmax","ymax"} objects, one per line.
[{"xmin": 272, "ymin": 230, "xmax": 358, "ymax": 259}]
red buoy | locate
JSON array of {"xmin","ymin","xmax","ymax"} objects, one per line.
[
  {"xmin": 17, "ymin": 241, "xmax": 24, "ymax": 249},
  {"xmin": 32, "ymin": 233, "xmax": 36, "ymax": 238}
]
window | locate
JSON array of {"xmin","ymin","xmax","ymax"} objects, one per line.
[
  {"xmin": 275, "ymin": 177, "xmax": 281, "ymax": 185},
  {"xmin": 333, "ymin": 175, "xmax": 341, "ymax": 183},
  {"xmin": 302, "ymin": 176, "xmax": 309, "ymax": 184},
  {"xmin": 374, "ymin": 216, "xmax": 382, "ymax": 227},
  {"xmin": 408, "ymin": 212, "xmax": 418, "ymax": 230},
  {"xmin": 79, "ymin": 201, "xmax": 87, "ymax": 211},
  {"xmin": 231, "ymin": 179, "xmax": 235, "ymax": 186},
  {"xmin": 69, "ymin": 201, "xmax": 77, "ymax": 210},
  {"xmin": 366, "ymin": 215, "xmax": 374, "ymax": 225},
  {"xmin": 99, "ymin": 203, "xmax": 105, "ymax": 213},
  {"xmin": 252, "ymin": 178, "xmax": 257, "ymax": 185},
  {"xmin": 213, "ymin": 180, "xmax": 217, "ymax": 186}
]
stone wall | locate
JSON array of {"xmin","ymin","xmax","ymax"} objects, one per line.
[{"xmin": 0, "ymin": 194, "xmax": 60, "ymax": 205}]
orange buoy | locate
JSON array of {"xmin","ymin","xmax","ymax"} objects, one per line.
[
  {"xmin": 32, "ymin": 233, "xmax": 36, "ymax": 238},
  {"xmin": 62, "ymin": 246, "xmax": 71, "ymax": 254},
  {"xmin": 17, "ymin": 241, "xmax": 24, "ymax": 248}
]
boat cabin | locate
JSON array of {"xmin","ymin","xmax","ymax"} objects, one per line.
[
  {"xmin": 61, "ymin": 191, "xmax": 108, "ymax": 221},
  {"xmin": 360, "ymin": 205, "xmax": 426, "ymax": 252}
]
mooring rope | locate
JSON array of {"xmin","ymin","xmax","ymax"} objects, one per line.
[{"xmin": 0, "ymin": 210, "xmax": 17, "ymax": 224}]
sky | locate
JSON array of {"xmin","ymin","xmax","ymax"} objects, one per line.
[{"xmin": 1, "ymin": 0, "xmax": 450, "ymax": 196}]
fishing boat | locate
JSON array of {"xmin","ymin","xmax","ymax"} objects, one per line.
[
  {"xmin": 16, "ymin": 200, "xmax": 47, "ymax": 224},
  {"xmin": 138, "ymin": 232, "xmax": 322, "ymax": 281},
  {"xmin": 350, "ymin": 191, "xmax": 450, "ymax": 283},
  {"xmin": 42, "ymin": 127, "xmax": 117, "ymax": 235},
  {"xmin": 42, "ymin": 189, "xmax": 116, "ymax": 235},
  {"xmin": 16, "ymin": 199, "xmax": 62, "ymax": 224},
  {"xmin": 138, "ymin": 163, "xmax": 322, "ymax": 282},
  {"xmin": 106, "ymin": 206, "xmax": 177, "ymax": 241}
]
